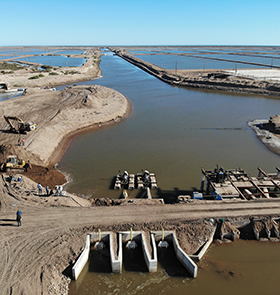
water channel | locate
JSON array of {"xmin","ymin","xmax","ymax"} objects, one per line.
[
  {"xmin": 58, "ymin": 50, "xmax": 280, "ymax": 199},
  {"xmin": 69, "ymin": 240, "xmax": 280, "ymax": 295}
]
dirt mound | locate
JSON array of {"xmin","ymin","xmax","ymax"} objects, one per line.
[
  {"xmin": 0, "ymin": 144, "xmax": 66, "ymax": 189},
  {"xmin": 24, "ymin": 164, "xmax": 66, "ymax": 189}
]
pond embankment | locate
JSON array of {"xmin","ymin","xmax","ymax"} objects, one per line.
[{"xmin": 111, "ymin": 48, "xmax": 280, "ymax": 97}]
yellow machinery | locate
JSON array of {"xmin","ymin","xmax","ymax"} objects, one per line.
[
  {"xmin": 4, "ymin": 115, "xmax": 36, "ymax": 134},
  {"xmin": 0, "ymin": 155, "xmax": 30, "ymax": 172}
]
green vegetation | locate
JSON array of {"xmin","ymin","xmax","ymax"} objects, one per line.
[
  {"xmin": 28, "ymin": 74, "xmax": 45, "ymax": 80},
  {"xmin": 0, "ymin": 62, "xmax": 25, "ymax": 71},
  {"xmin": 1, "ymin": 70, "xmax": 14, "ymax": 74},
  {"xmin": 49, "ymin": 72, "xmax": 59, "ymax": 75},
  {"xmin": 63, "ymin": 70, "xmax": 77, "ymax": 75},
  {"xmin": 41, "ymin": 65, "xmax": 53, "ymax": 72},
  {"xmin": 92, "ymin": 56, "xmax": 100, "ymax": 64}
]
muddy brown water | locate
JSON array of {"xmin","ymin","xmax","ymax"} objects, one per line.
[
  {"xmin": 60, "ymin": 48, "xmax": 280, "ymax": 294},
  {"xmin": 69, "ymin": 240, "xmax": 280, "ymax": 295},
  {"xmin": 58, "ymin": 49, "xmax": 280, "ymax": 200}
]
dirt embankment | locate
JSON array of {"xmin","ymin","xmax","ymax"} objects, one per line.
[
  {"xmin": 0, "ymin": 84, "xmax": 130, "ymax": 188},
  {"xmin": 1, "ymin": 48, "xmax": 101, "ymax": 89},
  {"xmin": 248, "ymin": 119, "xmax": 280, "ymax": 156},
  {"xmin": 111, "ymin": 49, "xmax": 280, "ymax": 97}
]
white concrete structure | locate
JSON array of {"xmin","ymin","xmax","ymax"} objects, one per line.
[
  {"xmin": 121, "ymin": 231, "xmax": 158, "ymax": 272},
  {"xmin": 189, "ymin": 227, "xmax": 216, "ymax": 262},
  {"xmin": 153, "ymin": 230, "xmax": 198, "ymax": 278},
  {"xmin": 72, "ymin": 234, "xmax": 90, "ymax": 280},
  {"xmin": 72, "ymin": 231, "xmax": 123, "ymax": 280},
  {"xmin": 90, "ymin": 231, "xmax": 122, "ymax": 274},
  {"xmin": 110, "ymin": 233, "xmax": 123, "ymax": 273}
]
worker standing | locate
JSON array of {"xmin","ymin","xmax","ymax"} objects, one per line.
[
  {"xmin": 22, "ymin": 139, "xmax": 25, "ymax": 146},
  {"xmin": 16, "ymin": 210, "xmax": 22, "ymax": 226},
  {"xmin": 37, "ymin": 183, "xmax": 42, "ymax": 194}
]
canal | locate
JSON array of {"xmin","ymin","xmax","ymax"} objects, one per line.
[{"xmin": 58, "ymin": 50, "xmax": 280, "ymax": 199}]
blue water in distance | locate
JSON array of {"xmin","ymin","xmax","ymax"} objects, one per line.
[
  {"xmin": 132, "ymin": 54, "xmax": 273, "ymax": 70},
  {"xmin": 17, "ymin": 55, "xmax": 87, "ymax": 67}
]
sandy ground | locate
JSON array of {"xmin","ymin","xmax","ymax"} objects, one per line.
[
  {"xmin": 1, "ymin": 47, "xmax": 280, "ymax": 295},
  {"xmin": 0, "ymin": 85, "xmax": 130, "ymax": 166},
  {"xmin": 1, "ymin": 48, "xmax": 101, "ymax": 89}
]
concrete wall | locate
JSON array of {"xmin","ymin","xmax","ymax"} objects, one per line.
[
  {"xmin": 141, "ymin": 232, "xmax": 157, "ymax": 272},
  {"xmin": 189, "ymin": 226, "xmax": 216, "ymax": 262},
  {"xmin": 153, "ymin": 230, "xmax": 198, "ymax": 278},
  {"xmin": 110, "ymin": 233, "xmax": 122, "ymax": 273},
  {"xmin": 72, "ymin": 234, "xmax": 90, "ymax": 280},
  {"xmin": 172, "ymin": 232, "xmax": 198, "ymax": 278},
  {"xmin": 72, "ymin": 230, "xmax": 198, "ymax": 280},
  {"xmin": 121, "ymin": 231, "xmax": 158, "ymax": 272}
]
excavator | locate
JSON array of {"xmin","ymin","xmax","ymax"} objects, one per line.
[
  {"xmin": 4, "ymin": 115, "xmax": 36, "ymax": 134},
  {"xmin": 1, "ymin": 155, "xmax": 30, "ymax": 172}
]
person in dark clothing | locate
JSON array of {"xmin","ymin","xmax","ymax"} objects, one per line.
[{"xmin": 16, "ymin": 210, "xmax": 22, "ymax": 226}]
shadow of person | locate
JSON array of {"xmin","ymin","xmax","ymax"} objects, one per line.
[{"xmin": 0, "ymin": 218, "xmax": 18, "ymax": 227}]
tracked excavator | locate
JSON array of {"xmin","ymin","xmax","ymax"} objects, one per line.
[
  {"xmin": 4, "ymin": 115, "xmax": 36, "ymax": 134},
  {"xmin": 1, "ymin": 155, "xmax": 30, "ymax": 172}
]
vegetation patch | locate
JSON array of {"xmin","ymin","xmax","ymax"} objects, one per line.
[
  {"xmin": 63, "ymin": 70, "xmax": 78, "ymax": 75},
  {"xmin": 1, "ymin": 70, "xmax": 14, "ymax": 74},
  {"xmin": 49, "ymin": 72, "xmax": 59, "ymax": 75},
  {"xmin": 28, "ymin": 74, "xmax": 45, "ymax": 80},
  {"xmin": 41, "ymin": 65, "xmax": 53, "ymax": 72},
  {"xmin": 0, "ymin": 62, "xmax": 25, "ymax": 71}
]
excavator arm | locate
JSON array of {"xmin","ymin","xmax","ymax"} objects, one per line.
[{"xmin": 3, "ymin": 115, "xmax": 35, "ymax": 133}]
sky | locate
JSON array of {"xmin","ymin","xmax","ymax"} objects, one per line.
[{"xmin": 1, "ymin": 0, "xmax": 280, "ymax": 46}]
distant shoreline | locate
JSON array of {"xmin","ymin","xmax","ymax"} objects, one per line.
[{"xmin": 111, "ymin": 48, "xmax": 280, "ymax": 97}]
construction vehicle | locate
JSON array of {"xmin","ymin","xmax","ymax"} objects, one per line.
[
  {"xmin": 1, "ymin": 155, "xmax": 30, "ymax": 172},
  {"xmin": 4, "ymin": 115, "xmax": 36, "ymax": 134}
]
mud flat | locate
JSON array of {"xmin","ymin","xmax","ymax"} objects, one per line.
[{"xmin": 111, "ymin": 49, "xmax": 280, "ymax": 97}]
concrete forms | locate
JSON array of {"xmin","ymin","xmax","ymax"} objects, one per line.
[
  {"xmin": 201, "ymin": 166, "xmax": 280, "ymax": 200},
  {"xmin": 114, "ymin": 170, "xmax": 157, "ymax": 190},
  {"xmin": 72, "ymin": 230, "xmax": 199, "ymax": 280},
  {"xmin": 72, "ymin": 234, "xmax": 90, "ymax": 280}
]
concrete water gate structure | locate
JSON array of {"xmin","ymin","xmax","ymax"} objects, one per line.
[{"xmin": 71, "ymin": 229, "xmax": 216, "ymax": 280}]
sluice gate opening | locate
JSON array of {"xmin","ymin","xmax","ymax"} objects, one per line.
[{"xmin": 72, "ymin": 230, "xmax": 199, "ymax": 281}]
